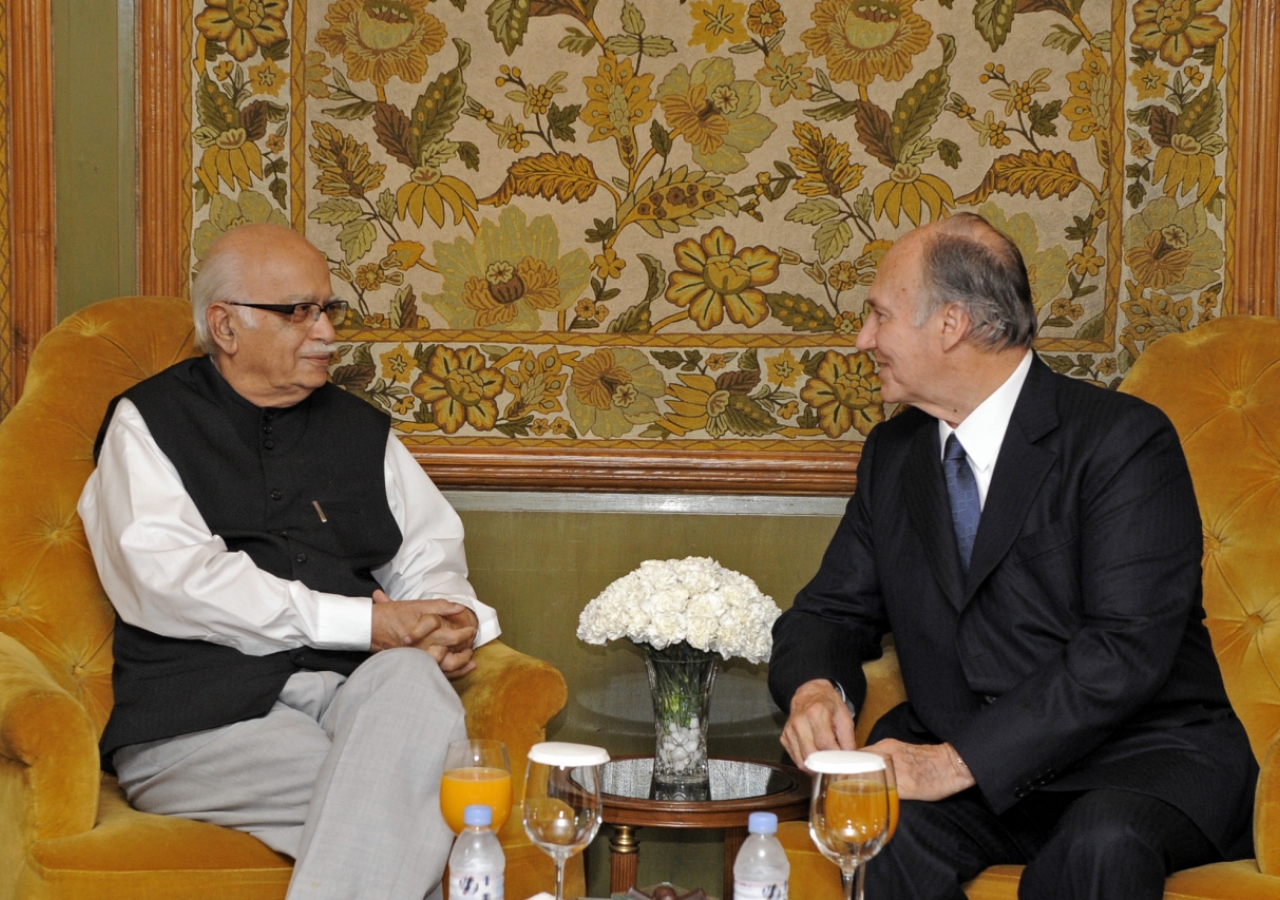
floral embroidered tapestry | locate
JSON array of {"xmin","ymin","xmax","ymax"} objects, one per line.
[{"xmin": 185, "ymin": 0, "xmax": 1236, "ymax": 480}]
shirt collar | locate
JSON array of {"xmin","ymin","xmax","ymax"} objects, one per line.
[{"xmin": 938, "ymin": 350, "xmax": 1034, "ymax": 474}]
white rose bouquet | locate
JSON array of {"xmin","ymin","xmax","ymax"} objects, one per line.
[
  {"xmin": 576, "ymin": 556, "xmax": 781, "ymax": 663},
  {"xmin": 576, "ymin": 557, "xmax": 782, "ymax": 783}
]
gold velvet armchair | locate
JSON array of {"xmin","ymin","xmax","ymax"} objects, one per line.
[
  {"xmin": 0, "ymin": 296, "xmax": 580, "ymax": 900},
  {"xmin": 778, "ymin": 316, "xmax": 1280, "ymax": 899}
]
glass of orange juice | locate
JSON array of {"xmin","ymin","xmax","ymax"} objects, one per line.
[
  {"xmin": 441, "ymin": 739, "xmax": 512, "ymax": 834},
  {"xmin": 806, "ymin": 750, "xmax": 896, "ymax": 900}
]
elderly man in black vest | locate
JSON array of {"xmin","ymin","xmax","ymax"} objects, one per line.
[
  {"xmin": 769, "ymin": 214, "xmax": 1256, "ymax": 899},
  {"xmin": 78, "ymin": 224, "xmax": 495, "ymax": 900}
]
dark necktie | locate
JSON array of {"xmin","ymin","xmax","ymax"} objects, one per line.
[{"xmin": 944, "ymin": 433, "xmax": 980, "ymax": 571}]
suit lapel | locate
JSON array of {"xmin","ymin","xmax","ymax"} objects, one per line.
[
  {"xmin": 902, "ymin": 422, "xmax": 967, "ymax": 611},
  {"xmin": 964, "ymin": 357, "xmax": 1060, "ymax": 601}
]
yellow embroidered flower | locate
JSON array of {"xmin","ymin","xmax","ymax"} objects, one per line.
[
  {"xmin": 395, "ymin": 166, "xmax": 479, "ymax": 228},
  {"xmin": 834, "ymin": 311, "xmax": 863, "ymax": 334},
  {"xmin": 249, "ymin": 58, "xmax": 285, "ymax": 96},
  {"xmin": 756, "ymin": 49, "xmax": 813, "ymax": 107},
  {"xmin": 666, "ymin": 226, "xmax": 781, "ymax": 330},
  {"xmin": 1132, "ymin": 136, "xmax": 1152, "ymax": 158},
  {"xmin": 827, "ymin": 261, "xmax": 859, "ymax": 292},
  {"xmin": 305, "ymin": 50, "xmax": 331, "ymax": 98},
  {"xmin": 1050, "ymin": 298, "xmax": 1084, "ymax": 320},
  {"xmin": 1072, "ymin": 245, "xmax": 1104, "ymax": 276},
  {"xmin": 199, "ymin": 128, "xmax": 265, "ymax": 193},
  {"xmin": 1130, "ymin": 60, "xmax": 1169, "ymax": 100},
  {"xmin": 581, "ymin": 53, "xmax": 655, "ymax": 168},
  {"xmin": 411, "ymin": 346, "xmax": 504, "ymax": 435},
  {"xmin": 1097, "ymin": 357, "xmax": 1118, "ymax": 377},
  {"xmin": 391, "ymin": 395, "xmax": 416, "ymax": 415},
  {"xmin": 214, "ymin": 60, "xmax": 236, "ymax": 81},
  {"xmin": 530, "ymin": 418, "xmax": 552, "ymax": 436},
  {"xmin": 968, "ymin": 110, "xmax": 1010, "ymax": 149},
  {"xmin": 575, "ymin": 297, "xmax": 599, "ymax": 320},
  {"xmin": 593, "ymin": 248, "xmax": 626, "ymax": 279},
  {"xmin": 768, "ymin": 349, "xmax": 801, "ymax": 388},
  {"xmin": 196, "ymin": 0, "xmax": 288, "ymax": 63},
  {"xmin": 310, "ymin": 122, "xmax": 386, "ymax": 199},
  {"xmin": 1184, "ymin": 65, "xmax": 1204, "ymax": 87},
  {"xmin": 381, "ymin": 344, "xmax": 417, "ymax": 383},
  {"xmin": 1123, "ymin": 196, "xmax": 1223, "ymax": 293},
  {"xmin": 488, "ymin": 115, "xmax": 529, "ymax": 152},
  {"xmin": 789, "ymin": 121, "xmax": 864, "ymax": 199},
  {"xmin": 551, "ymin": 417, "xmax": 575, "ymax": 436},
  {"xmin": 689, "ymin": 0, "xmax": 747, "ymax": 52},
  {"xmin": 747, "ymin": 0, "xmax": 786, "ymax": 38},
  {"xmin": 316, "ymin": 0, "xmax": 447, "ymax": 87},
  {"xmin": 1152, "ymin": 133, "xmax": 1220, "ymax": 202},
  {"xmin": 356, "ymin": 262, "xmax": 387, "ymax": 291},
  {"xmin": 463, "ymin": 259, "xmax": 562, "ymax": 329},
  {"xmin": 801, "ymin": 0, "xmax": 932, "ymax": 86},
  {"xmin": 1063, "ymin": 48, "xmax": 1111, "ymax": 142},
  {"xmin": 664, "ymin": 373, "xmax": 731, "ymax": 436},
  {"xmin": 989, "ymin": 69, "xmax": 1050, "ymax": 116},
  {"xmin": 657, "ymin": 57, "xmax": 776, "ymax": 174},
  {"xmin": 266, "ymin": 133, "xmax": 286, "ymax": 154},
  {"xmin": 1131, "ymin": 0, "xmax": 1226, "ymax": 67},
  {"xmin": 800, "ymin": 351, "xmax": 883, "ymax": 438},
  {"xmin": 568, "ymin": 348, "xmax": 664, "ymax": 438},
  {"xmin": 872, "ymin": 163, "xmax": 955, "ymax": 228},
  {"xmin": 704, "ymin": 353, "xmax": 730, "ymax": 371}
]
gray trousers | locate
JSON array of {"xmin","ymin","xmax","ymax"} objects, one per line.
[{"xmin": 114, "ymin": 648, "xmax": 468, "ymax": 900}]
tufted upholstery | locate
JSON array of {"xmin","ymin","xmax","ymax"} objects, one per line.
[
  {"xmin": 0, "ymin": 296, "xmax": 579, "ymax": 900},
  {"xmin": 779, "ymin": 316, "xmax": 1280, "ymax": 898}
]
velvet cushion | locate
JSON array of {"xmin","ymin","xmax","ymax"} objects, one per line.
[{"xmin": 0, "ymin": 297, "xmax": 578, "ymax": 899}]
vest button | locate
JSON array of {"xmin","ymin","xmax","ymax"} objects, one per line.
[
  {"xmin": 270, "ymin": 489, "xmax": 283, "ymax": 501},
  {"xmin": 296, "ymin": 552, "xmax": 308, "ymax": 564},
  {"xmin": 264, "ymin": 440, "xmax": 275, "ymax": 449}
]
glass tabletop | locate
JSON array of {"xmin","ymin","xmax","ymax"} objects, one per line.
[{"xmin": 600, "ymin": 758, "xmax": 796, "ymax": 803}]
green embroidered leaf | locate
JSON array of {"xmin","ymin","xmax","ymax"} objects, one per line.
[
  {"xmin": 260, "ymin": 38, "xmax": 289, "ymax": 62},
  {"xmin": 1177, "ymin": 81, "xmax": 1222, "ymax": 143},
  {"xmin": 604, "ymin": 34, "xmax": 642, "ymax": 55},
  {"xmin": 890, "ymin": 35, "xmax": 954, "ymax": 160},
  {"xmin": 547, "ymin": 102, "xmax": 580, "ymax": 142},
  {"xmin": 1028, "ymin": 100, "xmax": 1062, "ymax": 137},
  {"xmin": 723, "ymin": 395, "xmax": 780, "ymax": 436},
  {"xmin": 338, "ymin": 219, "xmax": 377, "ymax": 264},
  {"xmin": 621, "ymin": 0, "xmax": 645, "ymax": 34},
  {"xmin": 408, "ymin": 41, "xmax": 471, "ymax": 163},
  {"xmin": 638, "ymin": 252, "xmax": 666, "ymax": 305},
  {"xmin": 975, "ymin": 0, "xmax": 1019, "ymax": 51},
  {"xmin": 813, "ymin": 218, "xmax": 853, "ymax": 263},
  {"xmin": 325, "ymin": 100, "xmax": 377, "ymax": 121},
  {"xmin": 309, "ymin": 199, "xmax": 364, "ymax": 227},
  {"xmin": 938, "ymin": 138, "xmax": 962, "ymax": 168},
  {"xmin": 373, "ymin": 102, "xmax": 415, "ymax": 168},
  {"xmin": 650, "ymin": 119, "xmax": 673, "ymax": 157},
  {"xmin": 487, "ymin": 0, "xmax": 529, "ymax": 54},
  {"xmin": 853, "ymin": 100, "xmax": 896, "ymax": 167},
  {"xmin": 652, "ymin": 350, "xmax": 684, "ymax": 369},
  {"xmin": 458, "ymin": 141, "xmax": 481, "ymax": 170},
  {"xmin": 559, "ymin": 27, "xmax": 597, "ymax": 56},
  {"xmin": 196, "ymin": 75, "xmax": 238, "ymax": 133},
  {"xmin": 785, "ymin": 198, "xmax": 841, "ymax": 225},
  {"xmin": 766, "ymin": 293, "xmax": 837, "ymax": 333}
]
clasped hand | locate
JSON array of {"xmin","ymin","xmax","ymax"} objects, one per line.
[
  {"xmin": 782, "ymin": 678, "xmax": 975, "ymax": 801},
  {"xmin": 369, "ymin": 590, "xmax": 479, "ymax": 680}
]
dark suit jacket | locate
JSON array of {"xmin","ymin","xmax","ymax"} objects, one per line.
[{"xmin": 769, "ymin": 356, "xmax": 1257, "ymax": 858}]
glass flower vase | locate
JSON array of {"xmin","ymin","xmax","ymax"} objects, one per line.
[{"xmin": 644, "ymin": 642, "xmax": 718, "ymax": 785}]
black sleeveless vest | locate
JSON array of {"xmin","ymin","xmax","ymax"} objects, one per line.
[{"xmin": 95, "ymin": 356, "xmax": 402, "ymax": 767}]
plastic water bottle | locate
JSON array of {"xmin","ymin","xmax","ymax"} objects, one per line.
[
  {"xmin": 447, "ymin": 804, "xmax": 504, "ymax": 900},
  {"xmin": 733, "ymin": 811, "xmax": 789, "ymax": 900}
]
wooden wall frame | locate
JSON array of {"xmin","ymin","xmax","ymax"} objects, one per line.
[
  {"xmin": 5, "ymin": 0, "xmax": 57, "ymax": 407},
  {"xmin": 136, "ymin": 1, "xmax": 1280, "ymax": 494}
]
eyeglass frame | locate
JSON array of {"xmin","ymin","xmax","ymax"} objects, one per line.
[{"xmin": 224, "ymin": 299, "xmax": 349, "ymax": 326}]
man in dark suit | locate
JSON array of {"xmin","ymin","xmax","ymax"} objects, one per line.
[{"xmin": 768, "ymin": 213, "xmax": 1257, "ymax": 899}]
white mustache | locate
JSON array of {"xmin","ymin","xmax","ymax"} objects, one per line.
[{"xmin": 303, "ymin": 343, "xmax": 337, "ymax": 356}]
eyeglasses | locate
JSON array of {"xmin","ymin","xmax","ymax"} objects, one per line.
[{"xmin": 225, "ymin": 299, "xmax": 349, "ymax": 326}]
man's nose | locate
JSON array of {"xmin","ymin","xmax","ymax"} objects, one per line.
[
  {"xmin": 311, "ymin": 310, "xmax": 337, "ymax": 342},
  {"xmin": 856, "ymin": 320, "xmax": 875, "ymax": 352}
]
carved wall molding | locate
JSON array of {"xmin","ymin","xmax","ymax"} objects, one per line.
[
  {"xmin": 6, "ymin": 0, "xmax": 56, "ymax": 405},
  {"xmin": 1228, "ymin": 0, "xmax": 1280, "ymax": 317}
]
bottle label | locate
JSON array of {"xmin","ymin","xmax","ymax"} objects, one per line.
[
  {"xmin": 733, "ymin": 878, "xmax": 787, "ymax": 899},
  {"xmin": 448, "ymin": 872, "xmax": 503, "ymax": 899}
]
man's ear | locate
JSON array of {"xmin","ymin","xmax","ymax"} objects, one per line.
[
  {"xmin": 206, "ymin": 304, "xmax": 239, "ymax": 356},
  {"xmin": 939, "ymin": 302, "xmax": 971, "ymax": 352}
]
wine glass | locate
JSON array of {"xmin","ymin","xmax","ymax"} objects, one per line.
[
  {"xmin": 441, "ymin": 739, "xmax": 512, "ymax": 834},
  {"xmin": 522, "ymin": 741, "xmax": 610, "ymax": 900},
  {"xmin": 806, "ymin": 750, "xmax": 897, "ymax": 900}
]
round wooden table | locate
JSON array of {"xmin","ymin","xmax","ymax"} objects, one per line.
[{"xmin": 598, "ymin": 757, "xmax": 810, "ymax": 899}]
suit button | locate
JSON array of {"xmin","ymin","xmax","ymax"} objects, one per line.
[
  {"xmin": 983, "ymin": 694, "xmax": 997, "ymax": 705},
  {"xmin": 264, "ymin": 440, "xmax": 275, "ymax": 450},
  {"xmin": 270, "ymin": 489, "xmax": 283, "ymax": 501},
  {"xmin": 296, "ymin": 553, "xmax": 308, "ymax": 564}
]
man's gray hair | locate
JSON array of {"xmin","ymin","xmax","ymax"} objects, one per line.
[
  {"xmin": 190, "ymin": 242, "xmax": 253, "ymax": 353},
  {"xmin": 914, "ymin": 212, "xmax": 1038, "ymax": 351}
]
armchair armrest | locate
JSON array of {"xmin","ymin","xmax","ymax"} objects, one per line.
[
  {"xmin": 0, "ymin": 634, "xmax": 100, "ymax": 842},
  {"xmin": 854, "ymin": 645, "xmax": 907, "ymax": 748},
  {"xmin": 453, "ymin": 640, "xmax": 567, "ymax": 800},
  {"xmin": 1254, "ymin": 733, "xmax": 1280, "ymax": 875}
]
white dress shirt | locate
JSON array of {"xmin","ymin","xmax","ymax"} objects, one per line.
[
  {"xmin": 937, "ymin": 350, "xmax": 1035, "ymax": 510},
  {"xmin": 78, "ymin": 398, "xmax": 499, "ymax": 657}
]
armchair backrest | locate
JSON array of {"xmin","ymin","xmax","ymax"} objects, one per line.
[
  {"xmin": 1120, "ymin": 315, "xmax": 1280, "ymax": 765},
  {"xmin": 0, "ymin": 297, "xmax": 197, "ymax": 737}
]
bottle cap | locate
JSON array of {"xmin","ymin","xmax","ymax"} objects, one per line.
[
  {"xmin": 463, "ymin": 804, "xmax": 493, "ymax": 827},
  {"xmin": 527, "ymin": 741, "xmax": 610, "ymax": 767},
  {"xmin": 748, "ymin": 812, "xmax": 778, "ymax": 834}
]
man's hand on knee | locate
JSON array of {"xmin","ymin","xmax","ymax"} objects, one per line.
[
  {"xmin": 782, "ymin": 679, "xmax": 857, "ymax": 769},
  {"xmin": 863, "ymin": 738, "xmax": 975, "ymax": 802},
  {"xmin": 369, "ymin": 596, "xmax": 477, "ymax": 655}
]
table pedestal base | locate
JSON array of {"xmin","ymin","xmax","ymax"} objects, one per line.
[{"xmin": 610, "ymin": 824, "xmax": 640, "ymax": 894}]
